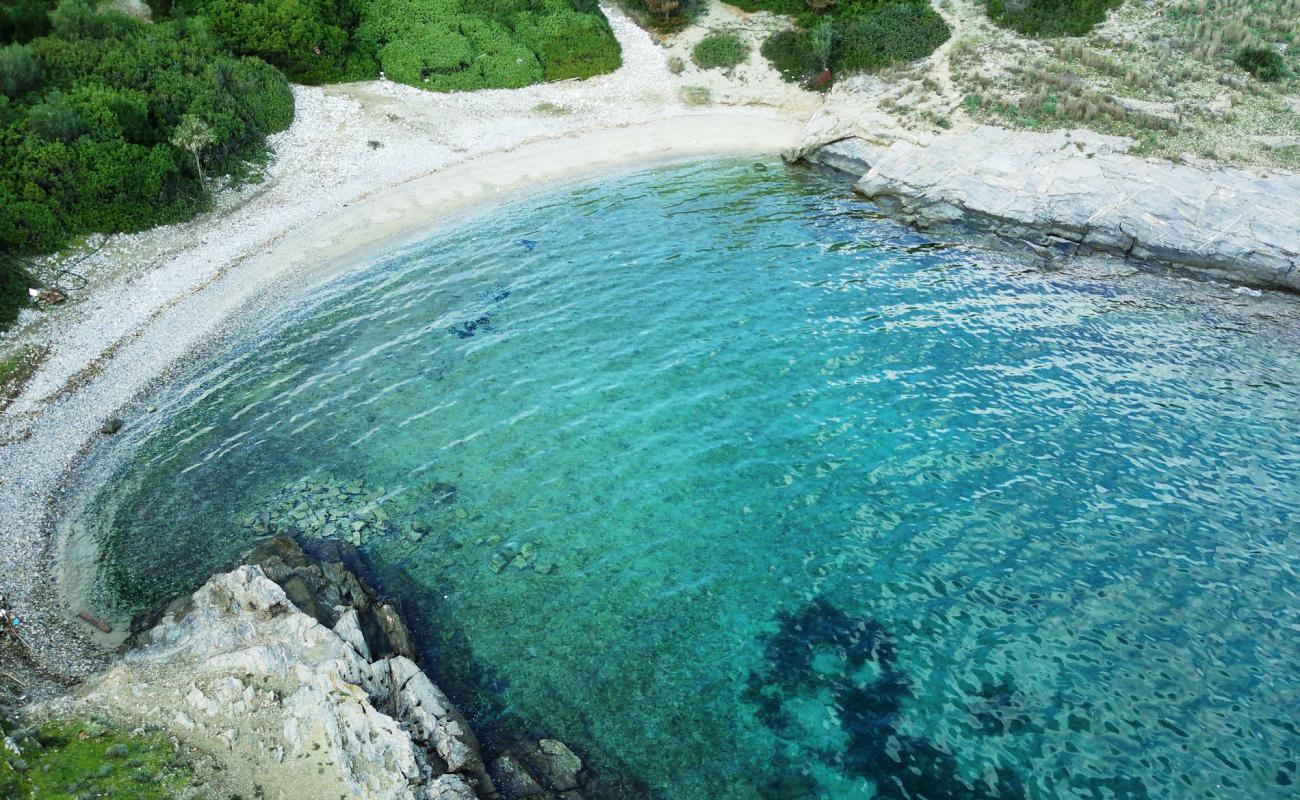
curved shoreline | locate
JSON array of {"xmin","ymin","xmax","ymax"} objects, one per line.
[{"xmin": 0, "ymin": 109, "xmax": 804, "ymax": 683}]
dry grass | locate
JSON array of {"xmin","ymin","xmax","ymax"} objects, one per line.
[{"xmin": 941, "ymin": 0, "xmax": 1300, "ymax": 168}]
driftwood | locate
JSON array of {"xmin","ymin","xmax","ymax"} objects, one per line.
[{"xmin": 78, "ymin": 611, "xmax": 113, "ymax": 633}]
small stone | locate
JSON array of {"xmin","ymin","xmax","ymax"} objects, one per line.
[
  {"xmin": 489, "ymin": 553, "xmax": 508, "ymax": 573},
  {"xmin": 146, "ymin": 405, "xmax": 157, "ymax": 413},
  {"xmin": 454, "ymin": 507, "xmax": 468, "ymax": 520},
  {"xmin": 351, "ymin": 521, "xmax": 366, "ymax": 532},
  {"xmin": 411, "ymin": 521, "xmax": 430, "ymax": 534},
  {"xmin": 511, "ymin": 555, "xmax": 528, "ymax": 570},
  {"xmin": 100, "ymin": 418, "xmax": 123, "ymax": 435},
  {"xmin": 534, "ymin": 559, "xmax": 556, "ymax": 576},
  {"xmin": 520, "ymin": 542, "xmax": 538, "ymax": 560},
  {"xmin": 407, "ymin": 527, "xmax": 424, "ymax": 542}
]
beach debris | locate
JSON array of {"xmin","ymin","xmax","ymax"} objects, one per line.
[
  {"xmin": 34, "ymin": 287, "xmax": 68, "ymax": 305},
  {"xmin": 367, "ymin": 139, "xmax": 383, "ymax": 150},
  {"xmin": 77, "ymin": 611, "xmax": 113, "ymax": 633},
  {"xmin": 99, "ymin": 417, "xmax": 123, "ymax": 435}
]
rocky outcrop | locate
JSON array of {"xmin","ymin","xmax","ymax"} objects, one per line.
[
  {"xmin": 798, "ymin": 126, "xmax": 1300, "ymax": 292},
  {"xmin": 42, "ymin": 538, "xmax": 494, "ymax": 800}
]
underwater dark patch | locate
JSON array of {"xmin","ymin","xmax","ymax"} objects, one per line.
[
  {"xmin": 449, "ymin": 316, "xmax": 492, "ymax": 338},
  {"xmin": 745, "ymin": 598, "xmax": 1027, "ymax": 799}
]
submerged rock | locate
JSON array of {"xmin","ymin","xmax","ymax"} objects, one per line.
[{"xmin": 99, "ymin": 418, "xmax": 123, "ymax": 435}]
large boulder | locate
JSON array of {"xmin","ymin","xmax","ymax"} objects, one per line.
[{"xmin": 46, "ymin": 542, "xmax": 498, "ymax": 800}]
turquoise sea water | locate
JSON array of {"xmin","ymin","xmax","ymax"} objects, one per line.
[{"xmin": 72, "ymin": 161, "xmax": 1300, "ymax": 799}]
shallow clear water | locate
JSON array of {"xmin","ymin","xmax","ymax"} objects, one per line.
[{"xmin": 73, "ymin": 161, "xmax": 1300, "ymax": 799}]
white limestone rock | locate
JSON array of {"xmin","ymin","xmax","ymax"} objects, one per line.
[
  {"xmin": 52, "ymin": 565, "xmax": 495, "ymax": 800},
  {"xmin": 815, "ymin": 126, "xmax": 1300, "ymax": 291}
]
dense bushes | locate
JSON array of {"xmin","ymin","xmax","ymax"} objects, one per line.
[
  {"xmin": 692, "ymin": 31, "xmax": 749, "ymax": 69},
  {"xmin": 0, "ymin": 0, "xmax": 57, "ymax": 45},
  {"xmin": 1, "ymin": 259, "xmax": 32, "ymax": 326},
  {"xmin": 748, "ymin": 0, "xmax": 949, "ymax": 84},
  {"xmin": 984, "ymin": 0, "xmax": 1122, "ymax": 37},
  {"xmin": 203, "ymin": 0, "xmax": 364, "ymax": 84},
  {"xmin": 162, "ymin": 0, "xmax": 621, "ymax": 89},
  {"xmin": 1235, "ymin": 46, "xmax": 1287, "ymax": 81},
  {"xmin": 0, "ymin": 0, "xmax": 294, "ymax": 255},
  {"xmin": 834, "ymin": 1, "xmax": 949, "ymax": 72}
]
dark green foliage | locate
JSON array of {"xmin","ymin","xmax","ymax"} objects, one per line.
[
  {"xmin": 512, "ymin": 7, "xmax": 621, "ymax": 81},
  {"xmin": 0, "ymin": 0, "xmax": 56, "ymax": 45},
  {"xmin": 760, "ymin": 28, "xmax": 820, "ymax": 81},
  {"xmin": 614, "ymin": 0, "xmax": 702, "ymax": 32},
  {"xmin": 0, "ymin": 43, "xmax": 44, "ymax": 97},
  {"xmin": 691, "ymin": 31, "xmax": 749, "ymax": 70},
  {"xmin": 1234, "ymin": 46, "xmax": 1287, "ymax": 82},
  {"xmin": 725, "ymin": 0, "xmax": 803, "ymax": 14},
  {"xmin": 203, "ymin": 0, "xmax": 363, "ymax": 83},
  {"xmin": 0, "ymin": 0, "xmax": 294, "ymax": 256},
  {"xmin": 754, "ymin": 0, "xmax": 950, "ymax": 83},
  {"xmin": 985, "ymin": 0, "xmax": 1121, "ymax": 37},
  {"xmin": 164, "ymin": 0, "xmax": 621, "ymax": 89},
  {"xmin": 834, "ymin": 1, "xmax": 948, "ymax": 72},
  {"xmin": 0, "ymin": 258, "xmax": 33, "ymax": 326}
]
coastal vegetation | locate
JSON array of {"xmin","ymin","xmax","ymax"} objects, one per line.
[
  {"xmin": 947, "ymin": 0, "xmax": 1300, "ymax": 166},
  {"xmin": 985, "ymin": 0, "xmax": 1123, "ymax": 37},
  {"xmin": 736, "ymin": 0, "xmax": 951, "ymax": 85},
  {"xmin": 0, "ymin": 0, "xmax": 293, "ymax": 324},
  {"xmin": 147, "ymin": 0, "xmax": 623, "ymax": 88},
  {"xmin": 691, "ymin": 30, "xmax": 749, "ymax": 69},
  {"xmin": 0, "ymin": 714, "xmax": 197, "ymax": 799}
]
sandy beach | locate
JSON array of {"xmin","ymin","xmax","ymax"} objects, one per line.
[{"xmin": 0, "ymin": 4, "xmax": 809, "ymax": 682}]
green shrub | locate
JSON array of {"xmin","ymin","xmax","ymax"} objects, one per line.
[
  {"xmin": 985, "ymin": 0, "xmax": 1121, "ymax": 37},
  {"xmin": 692, "ymin": 31, "xmax": 749, "ymax": 70},
  {"xmin": 0, "ymin": 43, "xmax": 44, "ymax": 97},
  {"xmin": 1234, "ymin": 46, "xmax": 1286, "ymax": 82},
  {"xmin": 377, "ymin": 25, "xmax": 472, "ymax": 84},
  {"xmin": 0, "ymin": 258, "xmax": 33, "ymax": 326},
  {"xmin": 833, "ymin": 1, "xmax": 948, "ymax": 73},
  {"xmin": 28, "ymin": 91, "xmax": 87, "ymax": 141},
  {"xmin": 0, "ymin": 0, "xmax": 56, "ymax": 45},
  {"xmin": 761, "ymin": 28, "xmax": 818, "ymax": 80},
  {"xmin": 724, "ymin": 0, "xmax": 804, "ymax": 14},
  {"xmin": 512, "ymin": 8, "xmax": 621, "ymax": 81},
  {"xmin": 614, "ymin": 0, "xmax": 702, "ymax": 32},
  {"xmin": 204, "ymin": 0, "xmax": 361, "ymax": 83}
]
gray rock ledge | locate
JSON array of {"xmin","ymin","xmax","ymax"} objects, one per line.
[
  {"xmin": 34, "ymin": 538, "xmax": 593, "ymax": 800},
  {"xmin": 800, "ymin": 127, "xmax": 1300, "ymax": 292}
]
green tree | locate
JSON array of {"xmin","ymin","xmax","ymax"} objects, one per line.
[
  {"xmin": 0, "ymin": 43, "xmax": 44, "ymax": 97},
  {"xmin": 171, "ymin": 113, "xmax": 216, "ymax": 190}
]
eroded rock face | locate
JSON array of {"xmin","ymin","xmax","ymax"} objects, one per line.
[
  {"xmin": 802, "ymin": 127, "xmax": 1300, "ymax": 292},
  {"xmin": 46, "ymin": 539, "xmax": 497, "ymax": 800}
]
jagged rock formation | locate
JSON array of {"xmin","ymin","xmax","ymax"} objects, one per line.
[
  {"xmin": 796, "ymin": 127, "xmax": 1300, "ymax": 292},
  {"xmin": 36, "ymin": 538, "xmax": 601, "ymax": 800}
]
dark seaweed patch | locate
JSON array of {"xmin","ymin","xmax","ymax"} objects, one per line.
[
  {"xmin": 744, "ymin": 598, "xmax": 1025, "ymax": 799},
  {"xmin": 449, "ymin": 316, "xmax": 492, "ymax": 338}
]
